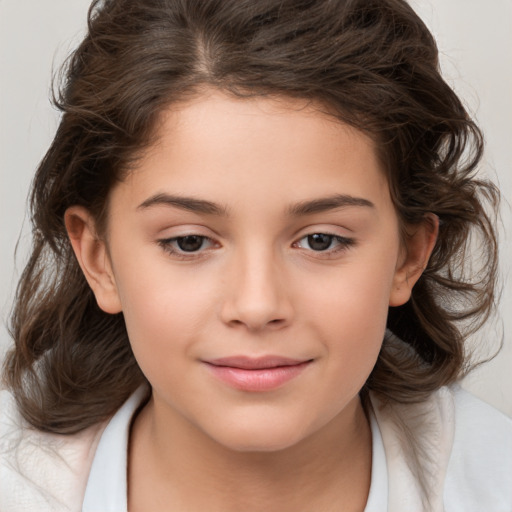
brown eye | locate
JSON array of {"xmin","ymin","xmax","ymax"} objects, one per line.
[
  {"xmin": 306, "ymin": 233, "xmax": 333, "ymax": 251},
  {"xmin": 158, "ymin": 234, "xmax": 216, "ymax": 257},
  {"xmin": 294, "ymin": 233, "xmax": 355, "ymax": 254},
  {"xmin": 176, "ymin": 235, "xmax": 206, "ymax": 252}
]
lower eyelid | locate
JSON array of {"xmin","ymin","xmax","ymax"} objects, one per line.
[
  {"xmin": 157, "ymin": 232, "xmax": 354, "ymax": 256},
  {"xmin": 157, "ymin": 235, "xmax": 216, "ymax": 254},
  {"xmin": 294, "ymin": 234, "xmax": 355, "ymax": 249}
]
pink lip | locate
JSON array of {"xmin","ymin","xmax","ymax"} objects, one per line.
[{"xmin": 204, "ymin": 356, "xmax": 312, "ymax": 392}]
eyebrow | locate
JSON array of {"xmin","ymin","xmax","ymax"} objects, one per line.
[
  {"xmin": 137, "ymin": 193, "xmax": 228, "ymax": 216},
  {"xmin": 287, "ymin": 194, "xmax": 375, "ymax": 216},
  {"xmin": 137, "ymin": 192, "xmax": 374, "ymax": 217}
]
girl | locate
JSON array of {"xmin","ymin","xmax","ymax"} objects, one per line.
[{"xmin": 1, "ymin": 0, "xmax": 511, "ymax": 511}]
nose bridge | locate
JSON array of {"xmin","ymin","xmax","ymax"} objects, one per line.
[{"xmin": 220, "ymin": 242, "xmax": 292, "ymax": 331}]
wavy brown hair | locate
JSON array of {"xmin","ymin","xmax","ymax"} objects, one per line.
[{"xmin": 3, "ymin": 0, "xmax": 499, "ymax": 434}]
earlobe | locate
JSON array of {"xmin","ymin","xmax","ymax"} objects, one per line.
[
  {"xmin": 389, "ymin": 214, "xmax": 439, "ymax": 307},
  {"xmin": 64, "ymin": 206, "xmax": 122, "ymax": 314}
]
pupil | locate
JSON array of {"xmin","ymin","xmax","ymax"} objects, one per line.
[
  {"xmin": 308, "ymin": 234, "xmax": 332, "ymax": 251},
  {"xmin": 177, "ymin": 235, "xmax": 203, "ymax": 252}
]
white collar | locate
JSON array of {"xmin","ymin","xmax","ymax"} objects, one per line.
[
  {"xmin": 82, "ymin": 386, "xmax": 148, "ymax": 512},
  {"xmin": 82, "ymin": 388, "xmax": 388, "ymax": 511},
  {"xmin": 370, "ymin": 387, "xmax": 455, "ymax": 512},
  {"xmin": 365, "ymin": 409, "xmax": 389, "ymax": 510}
]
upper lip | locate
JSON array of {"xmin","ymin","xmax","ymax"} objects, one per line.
[{"xmin": 205, "ymin": 356, "xmax": 312, "ymax": 370}]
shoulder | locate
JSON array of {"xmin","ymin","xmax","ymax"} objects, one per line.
[
  {"xmin": 370, "ymin": 385, "xmax": 512, "ymax": 511},
  {"xmin": 444, "ymin": 385, "xmax": 512, "ymax": 509},
  {"xmin": 0, "ymin": 388, "xmax": 105, "ymax": 512}
]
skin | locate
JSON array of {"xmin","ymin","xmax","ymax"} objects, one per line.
[{"xmin": 66, "ymin": 91, "xmax": 438, "ymax": 511}]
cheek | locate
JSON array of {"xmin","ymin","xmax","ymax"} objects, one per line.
[
  {"xmin": 307, "ymin": 252, "xmax": 397, "ymax": 333},
  {"xmin": 301, "ymin": 248, "xmax": 399, "ymax": 381},
  {"xmin": 118, "ymin": 277, "xmax": 202, "ymax": 337},
  {"xmin": 111, "ymin": 251, "xmax": 221, "ymax": 367}
]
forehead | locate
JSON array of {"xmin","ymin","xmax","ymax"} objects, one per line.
[{"xmin": 114, "ymin": 91, "xmax": 390, "ymax": 214}]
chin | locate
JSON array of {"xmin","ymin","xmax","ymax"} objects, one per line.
[
  {"xmin": 221, "ymin": 433, "xmax": 305, "ymax": 454},
  {"xmin": 204, "ymin": 415, "xmax": 313, "ymax": 454}
]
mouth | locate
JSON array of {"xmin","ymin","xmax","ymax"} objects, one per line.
[{"xmin": 203, "ymin": 356, "xmax": 313, "ymax": 392}]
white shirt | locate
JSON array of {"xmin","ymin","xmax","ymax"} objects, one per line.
[
  {"xmin": 82, "ymin": 387, "xmax": 388, "ymax": 511},
  {"xmin": 82, "ymin": 387, "xmax": 148, "ymax": 511},
  {"xmin": 2, "ymin": 384, "xmax": 511, "ymax": 511}
]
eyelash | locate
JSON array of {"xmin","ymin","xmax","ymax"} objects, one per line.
[
  {"xmin": 157, "ymin": 235, "xmax": 217, "ymax": 260},
  {"xmin": 157, "ymin": 232, "xmax": 355, "ymax": 260},
  {"xmin": 293, "ymin": 233, "xmax": 355, "ymax": 255}
]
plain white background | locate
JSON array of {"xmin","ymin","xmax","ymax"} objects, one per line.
[{"xmin": 1, "ymin": 0, "xmax": 511, "ymax": 416}]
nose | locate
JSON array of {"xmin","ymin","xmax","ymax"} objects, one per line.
[{"xmin": 219, "ymin": 247, "xmax": 293, "ymax": 332}]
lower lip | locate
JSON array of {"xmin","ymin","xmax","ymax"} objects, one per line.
[{"xmin": 205, "ymin": 361, "xmax": 311, "ymax": 392}]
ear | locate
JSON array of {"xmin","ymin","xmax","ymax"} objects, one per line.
[
  {"xmin": 389, "ymin": 214, "xmax": 439, "ymax": 307},
  {"xmin": 64, "ymin": 206, "xmax": 122, "ymax": 314}
]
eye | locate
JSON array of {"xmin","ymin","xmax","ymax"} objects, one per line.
[
  {"xmin": 158, "ymin": 235, "xmax": 216, "ymax": 256},
  {"xmin": 294, "ymin": 233, "xmax": 354, "ymax": 253},
  {"xmin": 174, "ymin": 235, "xmax": 208, "ymax": 252}
]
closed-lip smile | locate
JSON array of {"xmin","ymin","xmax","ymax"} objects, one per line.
[{"xmin": 203, "ymin": 356, "xmax": 313, "ymax": 391}]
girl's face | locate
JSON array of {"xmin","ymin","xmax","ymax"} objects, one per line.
[{"xmin": 69, "ymin": 91, "xmax": 434, "ymax": 452}]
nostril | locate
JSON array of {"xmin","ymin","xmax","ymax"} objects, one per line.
[
  {"xmin": 218, "ymin": 271, "xmax": 293, "ymax": 330},
  {"xmin": 226, "ymin": 316, "xmax": 287, "ymax": 331}
]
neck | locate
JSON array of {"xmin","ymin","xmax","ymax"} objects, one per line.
[{"xmin": 128, "ymin": 395, "xmax": 372, "ymax": 512}]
